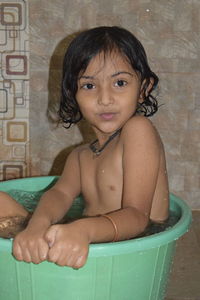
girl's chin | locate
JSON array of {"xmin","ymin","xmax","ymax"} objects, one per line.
[{"xmin": 93, "ymin": 126, "xmax": 120, "ymax": 136}]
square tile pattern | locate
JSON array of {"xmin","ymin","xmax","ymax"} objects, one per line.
[{"xmin": 0, "ymin": 0, "xmax": 30, "ymax": 180}]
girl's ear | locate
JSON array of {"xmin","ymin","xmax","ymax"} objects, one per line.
[{"xmin": 139, "ymin": 77, "xmax": 154, "ymax": 103}]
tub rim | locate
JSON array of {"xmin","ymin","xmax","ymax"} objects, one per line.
[{"xmin": 0, "ymin": 176, "xmax": 192, "ymax": 257}]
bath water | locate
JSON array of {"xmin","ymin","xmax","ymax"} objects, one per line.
[
  {"xmin": 8, "ymin": 189, "xmax": 43, "ymax": 212},
  {"xmin": 7, "ymin": 189, "xmax": 180, "ymax": 236}
]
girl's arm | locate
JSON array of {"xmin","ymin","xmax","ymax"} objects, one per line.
[
  {"xmin": 13, "ymin": 148, "xmax": 81, "ymax": 264},
  {"xmin": 45, "ymin": 116, "xmax": 163, "ymax": 268},
  {"xmin": 27, "ymin": 147, "xmax": 82, "ymax": 227}
]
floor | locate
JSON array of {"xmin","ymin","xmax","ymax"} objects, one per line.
[{"xmin": 165, "ymin": 210, "xmax": 200, "ymax": 300}]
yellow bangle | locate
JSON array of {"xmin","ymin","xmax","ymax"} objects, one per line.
[{"xmin": 101, "ymin": 214, "xmax": 118, "ymax": 242}]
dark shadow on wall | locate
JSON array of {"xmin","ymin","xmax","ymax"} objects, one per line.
[
  {"xmin": 47, "ymin": 32, "xmax": 78, "ymax": 125},
  {"xmin": 47, "ymin": 32, "xmax": 95, "ymax": 176}
]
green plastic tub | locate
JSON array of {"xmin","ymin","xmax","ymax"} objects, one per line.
[{"xmin": 0, "ymin": 176, "xmax": 192, "ymax": 300}]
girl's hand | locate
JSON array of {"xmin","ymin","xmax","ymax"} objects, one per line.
[
  {"xmin": 45, "ymin": 222, "xmax": 90, "ymax": 269},
  {"xmin": 13, "ymin": 227, "xmax": 50, "ymax": 264}
]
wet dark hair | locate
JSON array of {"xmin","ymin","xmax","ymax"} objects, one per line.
[{"xmin": 59, "ymin": 26, "xmax": 159, "ymax": 128}]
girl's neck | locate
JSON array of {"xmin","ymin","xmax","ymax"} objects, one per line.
[{"xmin": 89, "ymin": 129, "xmax": 121, "ymax": 156}]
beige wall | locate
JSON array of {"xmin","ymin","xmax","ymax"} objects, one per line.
[{"xmin": 1, "ymin": 0, "xmax": 199, "ymax": 209}]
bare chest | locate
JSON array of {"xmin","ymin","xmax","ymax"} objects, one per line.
[{"xmin": 79, "ymin": 145, "xmax": 123, "ymax": 215}]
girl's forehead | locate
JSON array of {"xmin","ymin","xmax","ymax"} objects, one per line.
[{"xmin": 82, "ymin": 51, "xmax": 134, "ymax": 75}]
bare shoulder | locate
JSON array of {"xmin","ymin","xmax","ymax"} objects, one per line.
[
  {"xmin": 53, "ymin": 145, "xmax": 88, "ymax": 197},
  {"xmin": 58, "ymin": 145, "xmax": 89, "ymax": 178},
  {"xmin": 68, "ymin": 143, "xmax": 89, "ymax": 157},
  {"xmin": 62, "ymin": 143, "xmax": 92, "ymax": 172},
  {"xmin": 121, "ymin": 115, "xmax": 161, "ymax": 146}
]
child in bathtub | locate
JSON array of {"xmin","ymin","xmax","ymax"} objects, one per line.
[{"xmin": 0, "ymin": 26, "xmax": 169, "ymax": 269}]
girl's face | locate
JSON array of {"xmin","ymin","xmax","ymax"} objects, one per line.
[{"xmin": 76, "ymin": 51, "xmax": 143, "ymax": 139}]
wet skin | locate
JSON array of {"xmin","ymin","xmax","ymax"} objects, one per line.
[{"xmin": 0, "ymin": 51, "xmax": 169, "ymax": 269}]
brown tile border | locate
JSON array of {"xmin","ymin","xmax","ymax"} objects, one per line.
[
  {"xmin": 6, "ymin": 55, "xmax": 27, "ymax": 75},
  {"xmin": 1, "ymin": 3, "xmax": 22, "ymax": 26}
]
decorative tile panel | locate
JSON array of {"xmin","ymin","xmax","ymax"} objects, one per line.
[{"xmin": 0, "ymin": 0, "xmax": 29, "ymax": 180}]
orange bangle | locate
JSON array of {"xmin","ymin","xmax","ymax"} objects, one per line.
[{"xmin": 101, "ymin": 214, "xmax": 118, "ymax": 242}]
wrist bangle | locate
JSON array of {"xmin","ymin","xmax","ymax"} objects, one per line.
[{"xmin": 101, "ymin": 214, "xmax": 118, "ymax": 242}]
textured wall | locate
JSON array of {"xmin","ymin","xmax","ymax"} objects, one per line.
[{"xmin": 1, "ymin": 0, "xmax": 199, "ymax": 209}]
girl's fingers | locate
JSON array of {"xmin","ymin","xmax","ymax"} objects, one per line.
[
  {"xmin": 75, "ymin": 255, "xmax": 85, "ymax": 268},
  {"xmin": 12, "ymin": 242, "xmax": 23, "ymax": 261},
  {"xmin": 13, "ymin": 243, "xmax": 32, "ymax": 263},
  {"xmin": 61, "ymin": 252, "xmax": 75, "ymax": 267},
  {"xmin": 47, "ymin": 247, "xmax": 60, "ymax": 263},
  {"xmin": 22, "ymin": 248, "xmax": 32, "ymax": 263},
  {"xmin": 48, "ymin": 244, "xmax": 74, "ymax": 266},
  {"xmin": 38, "ymin": 241, "xmax": 49, "ymax": 261},
  {"xmin": 54, "ymin": 248, "xmax": 87, "ymax": 268},
  {"xmin": 64, "ymin": 255, "xmax": 84, "ymax": 269},
  {"xmin": 45, "ymin": 226, "xmax": 57, "ymax": 248},
  {"xmin": 13, "ymin": 238, "xmax": 49, "ymax": 264}
]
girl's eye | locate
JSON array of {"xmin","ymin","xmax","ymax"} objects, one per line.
[
  {"xmin": 115, "ymin": 80, "xmax": 127, "ymax": 87},
  {"xmin": 82, "ymin": 83, "xmax": 95, "ymax": 90}
]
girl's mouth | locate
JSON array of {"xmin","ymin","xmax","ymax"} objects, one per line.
[{"xmin": 99, "ymin": 113, "xmax": 116, "ymax": 120}]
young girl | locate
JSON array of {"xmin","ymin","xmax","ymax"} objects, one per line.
[{"xmin": 0, "ymin": 26, "xmax": 169, "ymax": 268}]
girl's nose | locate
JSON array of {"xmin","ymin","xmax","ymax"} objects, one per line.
[{"xmin": 97, "ymin": 87, "xmax": 114, "ymax": 106}]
